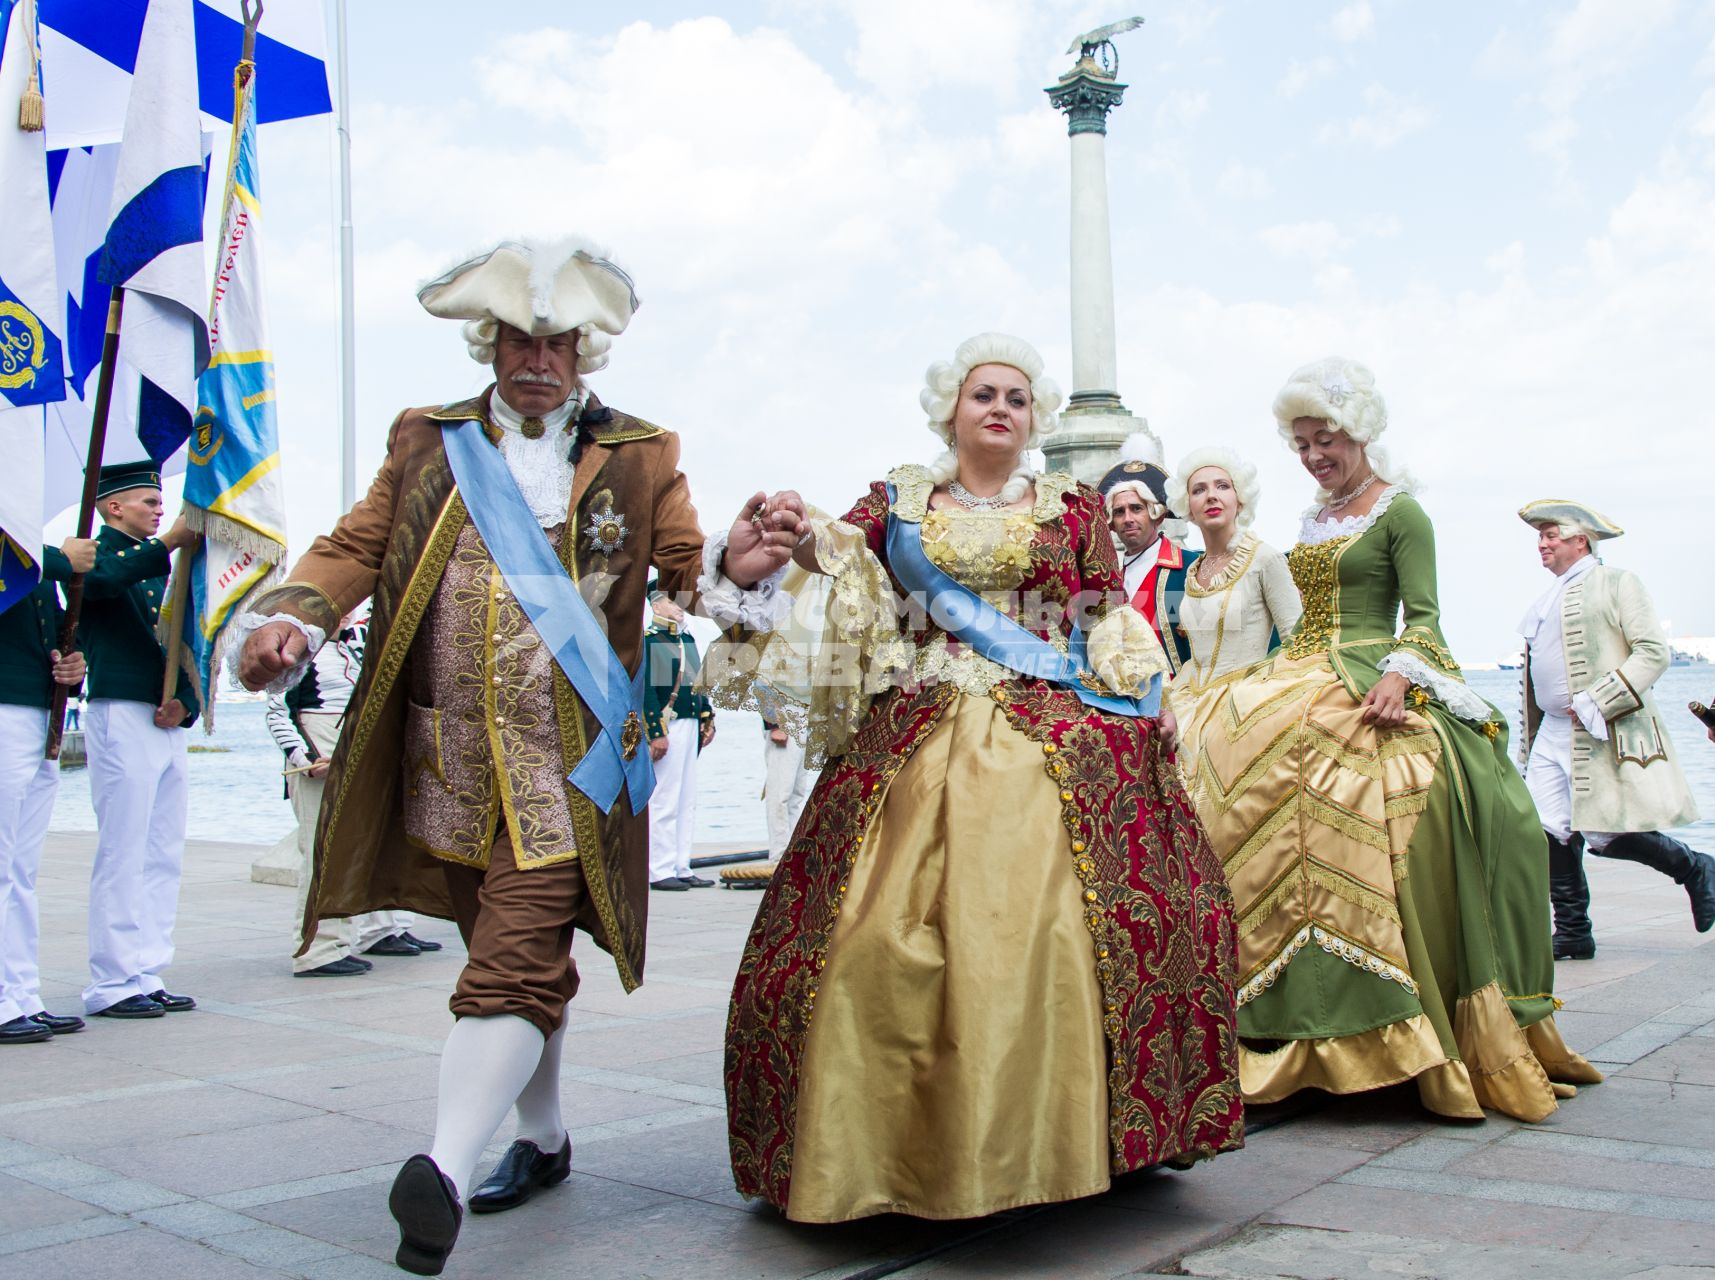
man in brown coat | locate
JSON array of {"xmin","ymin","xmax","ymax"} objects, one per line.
[{"xmin": 235, "ymin": 239, "xmax": 802, "ymax": 1275}]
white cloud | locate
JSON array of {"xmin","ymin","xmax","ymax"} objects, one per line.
[
  {"xmin": 1320, "ymin": 84, "xmax": 1432, "ymax": 148},
  {"xmin": 1329, "ymin": 1, "xmax": 1374, "ymax": 43},
  {"xmin": 1155, "ymin": 88, "xmax": 1212, "ymax": 130},
  {"xmin": 1157, "ymin": 1, "xmax": 1224, "ymax": 46},
  {"xmin": 1258, "ymin": 220, "xmax": 1351, "ymax": 260},
  {"xmin": 1690, "ymin": 87, "xmax": 1715, "ymax": 136},
  {"xmin": 826, "ymin": 0, "xmax": 1037, "ymax": 101},
  {"xmin": 1278, "ymin": 56, "xmax": 1336, "ymax": 98},
  {"xmin": 1215, "ymin": 162, "xmax": 1272, "ymax": 200},
  {"xmin": 1530, "ymin": 0, "xmax": 1682, "ymax": 164}
]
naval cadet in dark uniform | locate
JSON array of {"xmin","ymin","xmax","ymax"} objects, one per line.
[
  {"xmin": 0, "ymin": 543, "xmax": 92, "ymax": 1045},
  {"xmin": 75, "ymin": 461, "xmax": 200, "ymax": 1020},
  {"xmin": 642, "ymin": 584, "xmax": 715, "ymax": 890}
]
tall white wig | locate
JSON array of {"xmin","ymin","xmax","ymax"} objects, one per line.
[
  {"xmin": 1168, "ymin": 447, "xmax": 1262, "ymax": 532},
  {"xmin": 1272, "ymin": 356, "xmax": 1416, "ymax": 496},
  {"xmin": 918, "ymin": 333, "xmax": 1062, "ymax": 504},
  {"xmin": 461, "ymin": 317, "xmax": 614, "ymax": 376}
]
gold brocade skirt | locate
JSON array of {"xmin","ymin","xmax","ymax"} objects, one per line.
[{"xmin": 785, "ymin": 693, "xmax": 1110, "ymax": 1223}]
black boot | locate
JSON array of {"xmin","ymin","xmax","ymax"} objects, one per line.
[
  {"xmin": 1597, "ymin": 832, "xmax": 1715, "ymax": 933},
  {"xmin": 1548, "ymin": 833, "xmax": 1595, "ymax": 960}
]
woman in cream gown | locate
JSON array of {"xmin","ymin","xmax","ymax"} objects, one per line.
[
  {"xmin": 1164, "ymin": 447, "xmax": 1301, "ymax": 776},
  {"xmin": 1187, "ymin": 358, "xmax": 1600, "ymax": 1123},
  {"xmin": 708, "ymin": 334, "xmax": 1243, "ymax": 1224}
]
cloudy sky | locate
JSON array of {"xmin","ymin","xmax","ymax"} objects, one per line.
[{"xmin": 129, "ymin": 0, "xmax": 1715, "ymax": 663}]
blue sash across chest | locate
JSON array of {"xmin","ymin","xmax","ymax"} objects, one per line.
[
  {"xmin": 441, "ymin": 417, "xmax": 654, "ymax": 815},
  {"xmin": 883, "ymin": 487, "xmax": 1161, "ymax": 718}
]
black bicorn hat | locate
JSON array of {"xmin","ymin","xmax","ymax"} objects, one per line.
[
  {"xmin": 94, "ymin": 460, "xmax": 163, "ymax": 499},
  {"xmin": 1097, "ymin": 431, "xmax": 1172, "ymax": 513}
]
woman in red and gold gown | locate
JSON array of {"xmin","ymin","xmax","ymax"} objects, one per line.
[{"xmin": 705, "ymin": 334, "xmax": 1243, "ymax": 1223}]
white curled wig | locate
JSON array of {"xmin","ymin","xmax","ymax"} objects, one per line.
[
  {"xmin": 1168, "ymin": 447, "xmax": 1262, "ymax": 532},
  {"xmin": 461, "ymin": 317, "xmax": 615, "ymax": 376},
  {"xmin": 1272, "ymin": 356, "xmax": 1417, "ymax": 495},
  {"xmin": 919, "ymin": 332, "xmax": 1063, "ymax": 504}
]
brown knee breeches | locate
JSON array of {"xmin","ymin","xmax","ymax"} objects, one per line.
[{"xmin": 444, "ymin": 832, "xmax": 586, "ymax": 1037}]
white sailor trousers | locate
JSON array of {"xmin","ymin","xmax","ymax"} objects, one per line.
[
  {"xmin": 0, "ymin": 705, "xmax": 59, "ymax": 1023},
  {"xmin": 83, "ymin": 699, "xmax": 187, "ymax": 1011},
  {"xmin": 648, "ymin": 719, "xmax": 699, "ymax": 882}
]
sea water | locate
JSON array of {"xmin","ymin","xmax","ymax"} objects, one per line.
[{"xmin": 47, "ymin": 669, "xmax": 1715, "ymax": 848}]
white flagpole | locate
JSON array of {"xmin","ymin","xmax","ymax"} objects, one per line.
[{"xmin": 333, "ymin": 0, "xmax": 356, "ymax": 510}]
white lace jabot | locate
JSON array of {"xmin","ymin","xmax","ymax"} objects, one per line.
[{"xmin": 490, "ymin": 389, "xmax": 587, "ymax": 528}]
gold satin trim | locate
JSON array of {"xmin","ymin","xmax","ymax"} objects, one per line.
[
  {"xmin": 1240, "ymin": 1014, "xmax": 1449, "ymax": 1104},
  {"xmin": 1524, "ymin": 1016, "xmax": 1605, "ymax": 1086}
]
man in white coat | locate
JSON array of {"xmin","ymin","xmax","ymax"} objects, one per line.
[{"xmin": 1518, "ymin": 499, "xmax": 1712, "ymax": 960}]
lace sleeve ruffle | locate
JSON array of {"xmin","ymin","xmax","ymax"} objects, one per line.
[
  {"xmin": 1086, "ymin": 605, "xmax": 1170, "ymax": 697},
  {"xmin": 224, "ymin": 612, "xmax": 328, "ymax": 696},
  {"xmin": 695, "ymin": 530, "xmax": 793, "ymax": 630},
  {"xmin": 1378, "ymin": 651, "xmax": 1493, "ymax": 724},
  {"xmin": 702, "ymin": 516, "xmax": 910, "ymax": 768}
]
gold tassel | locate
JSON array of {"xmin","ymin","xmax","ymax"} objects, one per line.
[{"xmin": 19, "ymin": 67, "xmax": 43, "ymax": 131}]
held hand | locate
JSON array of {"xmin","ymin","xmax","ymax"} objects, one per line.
[
  {"xmin": 309, "ymin": 760, "xmax": 331, "ymax": 780},
  {"xmin": 649, "ymin": 736, "xmax": 669, "ymax": 762},
  {"xmin": 161, "ymin": 514, "xmax": 197, "ymax": 552},
  {"xmin": 49, "ymin": 648, "xmax": 86, "ymax": 686},
  {"xmin": 1157, "ymin": 707, "xmax": 1180, "ymax": 756},
  {"xmin": 154, "ymin": 698, "xmax": 187, "ymax": 730},
  {"xmin": 60, "ymin": 537, "xmax": 98, "ymax": 574},
  {"xmin": 701, "ymin": 720, "xmax": 716, "ymax": 749},
  {"xmin": 768, "ymin": 727, "xmax": 790, "ymax": 747},
  {"xmin": 1360, "ymin": 672, "xmax": 1412, "ymax": 728},
  {"xmin": 722, "ymin": 490, "xmax": 808, "ymax": 588},
  {"xmin": 239, "ymin": 620, "xmax": 309, "ymax": 691}
]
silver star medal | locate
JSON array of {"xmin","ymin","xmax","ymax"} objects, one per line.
[{"xmin": 583, "ymin": 494, "xmax": 629, "ymax": 560}]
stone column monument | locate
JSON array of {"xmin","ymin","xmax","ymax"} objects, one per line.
[{"xmin": 1043, "ymin": 19, "xmax": 1159, "ymax": 485}]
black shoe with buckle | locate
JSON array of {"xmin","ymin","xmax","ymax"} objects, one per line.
[
  {"xmin": 390, "ymin": 1154, "xmax": 462, "ymax": 1276},
  {"xmin": 27, "ymin": 1011, "xmax": 85, "ymax": 1034},
  {"xmin": 398, "ymin": 932, "xmax": 443, "ymax": 952},
  {"xmin": 364, "ymin": 933, "xmax": 423, "ymax": 957},
  {"xmin": 146, "ymin": 989, "xmax": 196, "ymax": 1012},
  {"xmin": 468, "ymin": 1135, "xmax": 572, "ymax": 1214}
]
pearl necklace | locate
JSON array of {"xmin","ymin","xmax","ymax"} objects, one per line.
[
  {"xmin": 1323, "ymin": 473, "xmax": 1377, "ymax": 514},
  {"xmin": 947, "ymin": 479, "xmax": 1013, "ymax": 511}
]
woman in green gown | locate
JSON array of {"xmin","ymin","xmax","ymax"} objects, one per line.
[{"xmin": 1186, "ymin": 357, "xmax": 1601, "ymax": 1121}]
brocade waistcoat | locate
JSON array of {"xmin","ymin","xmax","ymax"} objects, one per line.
[{"xmin": 401, "ymin": 519, "xmax": 580, "ymax": 870}]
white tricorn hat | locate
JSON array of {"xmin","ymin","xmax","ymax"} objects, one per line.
[
  {"xmin": 417, "ymin": 238, "xmax": 639, "ymax": 338},
  {"xmin": 1517, "ymin": 499, "xmax": 1624, "ymax": 540}
]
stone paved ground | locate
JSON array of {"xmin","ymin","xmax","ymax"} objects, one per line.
[{"xmin": 3, "ymin": 832, "xmax": 1711, "ymax": 1279}]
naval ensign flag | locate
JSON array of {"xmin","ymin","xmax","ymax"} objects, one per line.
[{"xmin": 96, "ymin": 0, "xmax": 209, "ymax": 467}]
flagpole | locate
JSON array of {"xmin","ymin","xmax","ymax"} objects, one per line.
[
  {"xmin": 158, "ymin": 0, "xmax": 265, "ymax": 714},
  {"xmin": 333, "ymin": 0, "xmax": 356, "ymax": 511},
  {"xmin": 45, "ymin": 288, "xmax": 125, "ymax": 760}
]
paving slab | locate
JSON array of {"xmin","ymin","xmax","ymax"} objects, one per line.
[{"xmin": 15, "ymin": 831, "xmax": 1715, "ymax": 1279}]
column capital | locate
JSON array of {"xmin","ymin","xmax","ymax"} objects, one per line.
[{"xmin": 1046, "ymin": 66, "xmax": 1127, "ymax": 136}]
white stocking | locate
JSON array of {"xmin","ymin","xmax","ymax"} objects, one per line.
[
  {"xmin": 512, "ymin": 1014, "xmax": 569, "ymax": 1150},
  {"xmin": 426, "ymin": 1014, "xmax": 545, "ymax": 1199}
]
